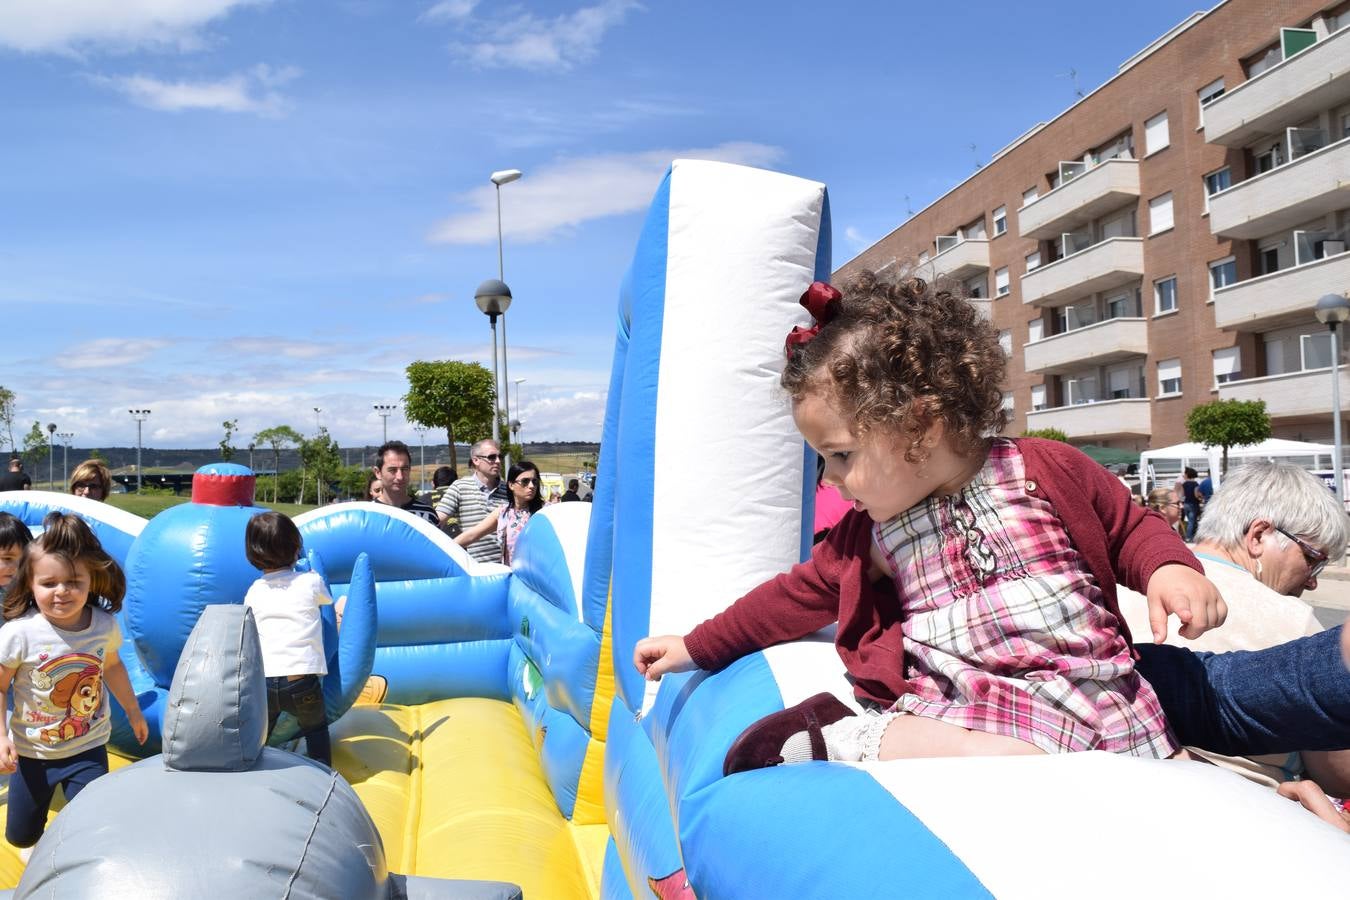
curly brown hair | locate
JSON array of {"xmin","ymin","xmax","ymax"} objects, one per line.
[
  {"xmin": 3, "ymin": 512, "xmax": 126, "ymax": 621},
  {"xmin": 781, "ymin": 270, "xmax": 1006, "ymax": 461}
]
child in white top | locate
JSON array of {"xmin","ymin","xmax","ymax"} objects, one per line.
[
  {"xmin": 0, "ymin": 513, "xmax": 148, "ymax": 848},
  {"xmin": 243, "ymin": 511, "xmax": 332, "ymax": 765}
]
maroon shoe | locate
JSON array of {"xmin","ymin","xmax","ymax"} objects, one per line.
[{"xmin": 722, "ymin": 692, "xmax": 855, "ymax": 776}]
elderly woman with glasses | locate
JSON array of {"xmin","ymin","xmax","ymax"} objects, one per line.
[
  {"xmin": 68, "ymin": 459, "xmax": 112, "ymax": 501},
  {"xmin": 498, "ymin": 461, "xmax": 544, "ymax": 566},
  {"xmin": 1121, "ymin": 461, "xmax": 1350, "ymax": 830}
]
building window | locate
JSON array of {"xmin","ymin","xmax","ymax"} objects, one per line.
[
  {"xmin": 998, "ymin": 329, "xmax": 1012, "ymax": 356},
  {"xmin": 995, "ymin": 267, "xmax": 1010, "ymax": 297},
  {"xmin": 1001, "ymin": 391, "xmax": 1014, "ymax": 414},
  {"xmin": 1212, "ymin": 346, "xmax": 1241, "ymax": 387},
  {"xmin": 1030, "ymin": 384, "xmax": 1047, "ymax": 410},
  {"xmin": 993, "ymin": 206, "xmax": 1007, "ymax": 236},
  {"xmin": 1197, "ymin": 78, "xmax": 1225, "ymax": 123},
  {"xmin": 963, "ymin": 273, "xmax": 987, "ymax": 299},
  {"xmin": 918, "ymin": 250, "xmax": 930, "ymax": 265},
  {"xmin": 1203, "ymin": 167, "xmax": 1231, "ymax": 198},
  {"xmin": 1025, "ymin": 250, "xmax": 1041, "ymax": 272},
  {"xmin": 1302, "ymin": 332, "xmax": 1334, "ymax": 370},
  {"xmin": 1022, "ymin": 186, "xmax": 1038, "ymax": 206},
  {"xmin": 1157, "ymin": 358, "xmax": 1182, "ymax": 396},
  {"xmin": 1148, "ymin": 192, "xmax": 1174, "ymax": 234},
  {"xmin": 1144, "ymin": 111, "xmax": 1170, "ymax": 155},
  {"xmin": 1154, "ymin": 276, "xmax": 1178, "ymax": 314},
  {"xmin": 1209, "ymin": 257, "xmax": 1237, "ymax": 297}
]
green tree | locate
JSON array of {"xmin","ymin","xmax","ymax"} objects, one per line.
[
  {"xmin": 1186, "ymin": 399, "xmax": 1271, "ymax": 476},
  {"xmin": 88, "ymin": 448, "xmax": 105, "ymax": 462},
  {"xmin": 1022, "ymin": 427, "xmax": 1070, "ymax": 442},
  {"xmin": 219, "ymin": 419, "xmax": 239, "ymax": 462},
  {"xmin": 253, "ymin": 425, "xmax": 304, "ymax": 502},
  {"xmin": 0, "ymin": 386, "xmax": 14, "ymax": 455},
  {"xmin": 22, "ymin": 420, "xmax": 49, "ymax": 473},
  {"xmin": 299, "ymin": 428, "xmax": 342, "ymax": 505},
  {"xmin": 403, "ymin": 360, "xmax": 495, "ymax": 471}
]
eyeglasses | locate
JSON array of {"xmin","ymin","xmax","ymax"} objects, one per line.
[
  {"xmin": 1274, "ymin": 526, "xmax": 1330, "ymax": 579},
  {"xmin": 475, "ymin": 454, "xmax": 501, "ymax": 462},
  {"xmin": 513, "ymin": 478, "xmax": 537, "ymax": 487}
]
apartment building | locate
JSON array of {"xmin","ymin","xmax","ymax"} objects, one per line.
[{"xmin": 837, "ymin": 0, "xmax": 1350, "ymax": 452}]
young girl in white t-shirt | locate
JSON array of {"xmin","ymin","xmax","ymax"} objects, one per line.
[
  {"xmin": 243, "ymin": 511, "xmax": 332, "ymax": 766},
  {"xmin": 0, "ymin": 513, "xmax": 148, "ymax": 849}
]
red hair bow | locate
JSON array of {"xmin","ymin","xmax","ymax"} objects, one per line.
[{"xmin": 784, "ymin": 281, "xmax": 842, "ymax": 359}]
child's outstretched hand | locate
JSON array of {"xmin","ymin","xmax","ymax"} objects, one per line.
[
  {"xmin": 0, "ymin": 735, "xmax": 16, "ymax": 773},
  {"xmin": 1144, "ymin": 563, "xmax": 1228, "ymax": 642},
  {"xmin": 129, "ymin": 711, "xmax": 150, "ymax": 745},
  {"xmin": 634, "ymin": 635, "xmax": 697, "ymax": 682}
]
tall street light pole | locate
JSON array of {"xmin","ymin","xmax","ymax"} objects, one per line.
[
  {"xmin": 45, "ymin": 423, "xmax": 55, "ymax": 489},
  {"xmin": 491, "ymin": 168, "xmax": 522, "ymax": 469},
  {"xmin": 373, "ymin": 404, "xmax": 396, "ymax": 445},
  {"xmin": 129, "ymin": 409, "xmax": 151, "ymax": 493},
  {"xmin": 313, "ymin": 407, "xmax": 322, "ymax": 436},
  {"xmin": 413, "ymin": 424, "xmax": 428, "ymax": 491},
  {"xmin": 513, "ymin": 377, "xmax": 526, "ymax": 451},
  {"xmin": 475, "ymin": 280, "xmax": 512, "ymax": 447},
  {"xmin": 1316, "ymin": 293, "xmax": 1350, "ymax": 506},
  {"xmin": 57, "ymin": 432, "xmax": 73, "ymax": 487}
]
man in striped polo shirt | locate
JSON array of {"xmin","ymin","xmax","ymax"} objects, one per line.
[{"xmin": 436, "ymin": 438, "xmax": 509, "ymax": 564}]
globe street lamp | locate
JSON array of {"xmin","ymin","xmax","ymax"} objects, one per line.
[
  {"xmin": 475, "ymin": 279, "xmax": 513, "ymax": 445},
  {"xmin": 510, "ymin": 418, "xmax": 521, "ymax": 451},
  {"xmin": 45, "ymin": 423, "xmax": 56, "ymax": 489},
  {"xmin": 56, "ymin": 432, "xmax": 74, "ymax": 487},
  {"xmin": 129, "ymin": 409, "xmax": 151, "ymax": 492},
  {"xmin": 1316, "ymin": 293, "xmax": 1350, "ymax": 501},
  {"xmin": 373, "ymin": 404, "xmax": 396, "ymax": 445},
  {"xmin": 412, "ymin": 424, "xmax": 428, "ymax": 491},
  {"xmin": 491, "ymin": 168, "xmax": 521, "ymax": 469}
]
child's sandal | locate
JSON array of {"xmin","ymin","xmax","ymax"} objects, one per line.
[{"xmin": 722, "ymin": 692, "xmax": 854, "ymax": 776}]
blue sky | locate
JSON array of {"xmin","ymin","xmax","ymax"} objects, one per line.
[{"xmin": 0, "ymin": 0, "xmax": 1206, "ymax": 451}]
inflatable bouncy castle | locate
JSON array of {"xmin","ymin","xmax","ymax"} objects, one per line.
[{"xmin": 2, "ymin": 160, "xmax": 1349, "ymax": 898}]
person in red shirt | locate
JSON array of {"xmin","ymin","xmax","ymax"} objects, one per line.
[{"xmin": 636, "ymin": 273, "xmax": 1225, "ymax": 770}]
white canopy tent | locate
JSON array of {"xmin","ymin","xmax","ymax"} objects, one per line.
[{"xmin": 1139, "ymin": 438, "xmax": 1337, "ymax": 494}]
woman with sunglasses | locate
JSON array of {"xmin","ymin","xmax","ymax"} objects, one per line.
[
  {"xmin": 1145, "ymin": 486, "xmax": 1184, "ymax": 539},
  {"xmin": 68, "ymin": 459, "xmax": 112, "ymax": 501},
  {"xmin": 1121, "ymin": 461, "xmax": 1350, "ymax": 830},
  {"xmin": 498, "ymin": 461, "xmax": 544, "ymax": 566}
]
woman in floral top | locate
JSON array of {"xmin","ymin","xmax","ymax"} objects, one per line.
[{"xmin": 498, "ymin": 461, "xmax": 544, "ymax": 565}]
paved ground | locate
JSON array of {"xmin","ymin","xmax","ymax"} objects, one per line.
[{"xmin": 1309, "ymin": 564, "xmax": 1350, "ymax": 628}]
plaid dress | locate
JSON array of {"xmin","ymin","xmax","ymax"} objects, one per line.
[{"xmin": 875, "ymin": 440, "xmax": 1177, "ymax": 757}]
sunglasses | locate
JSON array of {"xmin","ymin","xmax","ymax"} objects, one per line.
[
  {"xmin": 475, "ymin": 454, "xmax": 502, "ymax": 462},
  {"xmin": 513, "ymin": 478, "xmax": 537, "ymax": 487},
  {"xmin": 1274, "ymin": 526, "xmax": 1329, "ymax": 579}
]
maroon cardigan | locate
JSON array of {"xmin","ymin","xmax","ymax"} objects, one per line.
[{"xmin": 684, "ymin": 438, "xmax": 1202, "ymax": 707}]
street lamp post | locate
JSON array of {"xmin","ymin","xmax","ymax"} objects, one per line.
[
  {"xmin": 413, "ymin": 424, "xmax": 428, "ymax": 492},
  {"xmin": 129, "ymin": 409, "xmax": 151, "ymax": 492},
  {"xmin": 475, "ymin": 279, "xmax": 513, "ymax": 446},
  {"xmin": 373, "ymin": 404, "xmax": 396, "ymax": 445},
  {"xmin": 491, "ymin": 168, "xmax": 521, "ymax": 469},
  {"xmin": 1316, "ymin": 293, "xmax": 1350, "ymax": 503},
  {"xmin": 313, "ymin": 407, "xmax": 322, "ymax": 436},
  {"xmin": 56, "ymin": 432, "xmax": 73, "ymax": 487},
  {"xmin": 45, "ymin": 423, "xmax": 55, "ymax": 489}
]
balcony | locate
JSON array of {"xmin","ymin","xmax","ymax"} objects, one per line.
[
  {"xmin": 1213, "ymin": 250, "xmax": 1350, "ymax": 331},
  {"xmin": 1219, "ymin": 367, "xmax": 1350, "ymax": 421},
  {"xmin": 1024, "ymin": 398, "xmax": 1152, "ymax": 440},
  {"xmin": 1020, "ymin": 237, "xmax": 1145, "ymax": 307},
  {"xmin": 1208, "ymin": 137, "xmax": 1350, "ymax": 239},
  {"xmin": 925, "ymin": 238, "xmax": 991, "ymax": 281},
  {"xmin": 1023, "ymin": 318, "xmax": 1149, "ymax": 374},
  {"xmin": 1204, "ymin": 26, "xmax": 1350, "ymax": 147},
  {"xmin": 1017, "ymin": 159, "xmax": 1141, "ymax": 240}
]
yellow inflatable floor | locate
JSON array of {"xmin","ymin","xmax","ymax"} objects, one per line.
[{"xmin": 0, "ymin": 698, "xmax": 605, "ymax": 897}]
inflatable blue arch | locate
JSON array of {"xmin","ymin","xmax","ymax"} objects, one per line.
[{"xmin": 1, "ymin": 160, "xmax": 1348, "ymax": 897}]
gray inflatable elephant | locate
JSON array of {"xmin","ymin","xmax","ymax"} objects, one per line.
[{"xmin": 4, "ymin": 605, "xmax": 520, "ymax": 900}]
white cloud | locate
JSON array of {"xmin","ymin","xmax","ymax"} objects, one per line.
[
  {"xmin": 428, "ymin": 141, "xmax": 785, "ymax": 245},
  {"xmin": 220, "ymin": 337, "xmax": 335, "ymax": 360},
  {"xmin": 0, "ymin": 0, "xmax": 267, "ymax": 55},
  {"xmin": 844, "ymin": 226, "xmax": 868, "ymax": 249},
  {"xmin": 448, "ymin": 0, "xmax": 638, "ymax": 71},
  {"xmin": 57, "ymin": 338, "xmax": 169, "ymax": 370},
  {"xmin": 93, "ymin": 64, "xmax": 299, "ymax": 116},
  {"xmin": 421, "ymin": 0, "xmax": 478, "ymax": 24}
]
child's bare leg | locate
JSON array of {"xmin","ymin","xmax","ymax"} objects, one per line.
[{"xmin": 877, "ymin": 715, "xmax": 1045, "ymax": 760}]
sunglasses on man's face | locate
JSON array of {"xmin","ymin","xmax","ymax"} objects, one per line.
[
  {"xmin": 1274, "ymin": 526, "xmax": 1330, "ymax": 579},
  {"xmin": 475, "ymin": 454, "xmax": 501, "ymax": 462}
]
